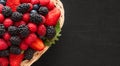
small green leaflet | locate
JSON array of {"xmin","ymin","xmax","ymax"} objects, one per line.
[{"xmin": 44, "ymin": 21, "xmax": 61, "ymax": 46}]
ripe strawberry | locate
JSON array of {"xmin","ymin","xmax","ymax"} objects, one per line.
[
  {"xmin": 30, "ymin": 38, "xmax": 45, "ymax": 51},
  {"xmin": 3, "ymin": 18, "xmax": 13, "ymax": 28},
  {"xmin": 3, "ymin": 32, "xmax": 11, "ymax": 41},
  {"xmin": 0, "ymin": 39, "xmax": 8, "ymax": 50},
  {"xmin": 20, "ymin": 41, "xmax": 28, "ymax": 50},
  {"xmin": 0, "ymin": 4, "xmax": 3, "ymax": 13},
  {"xmin": 28, "ymin": 23, "xmax": 37, "ymax": 33},
  {"xmin": 0, "ymin": 57, "xmax": 9, "ymax": 66},
  {"xmin": 31, "ymin": 0, "xmax": 39, "ymax": 5},
  {"xmin": 20, "ymin": 0, "xmax": 31, "ymax": 3},
  {"xmin": 22, "ymin": 13, "xmax": 30, "ymax": 22},
  {"xmin": 6, "ymin": 0, "xmax": 20, "ymax": 12},
  {"xmin": 10, "ymin": 54, "xmax": 24, "ymax": 66},
  {"xmin": 15, "ymin": 21, "xmax": 26, "ymax": 27},
  {"xmin": 46, "ymin": 0, "xmax": 55, "ymax": 10},
  {"xmin": 24, "ymin": 33, "xmax": 37, "ymax": 45},
  {"xmin": 0, "ymin": 13, "xmax": 4, "ymax": 23},
  {"xmin": 41, "ymin": 15, "xmax": 46, "ymax": 24},
  {"xmin": 45, "ymin": 7, "xmax": 61, "ymax": 26},
  {"xmin": 37, "ymin": 24, "xmax": 46, "ymax": 37},
  {"xmin": 39, "ymin": 0, "xmax": 50, "ymax": 6}
]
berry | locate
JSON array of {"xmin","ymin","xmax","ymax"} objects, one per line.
[
  {"xmin": 24, "ymin": 33, "xmax": 37, "ymax": 45},
  {"xmin": 15, "ymin": 21, "xmax": 26, "ymax": 27},
  {"xmin": 20, "ymin": 41, "xmax": 28, "ymax": 50},
  {"xmin": 2, "ymin": 6, "xmax": 12, "ymax": 17},
  {"xmin": 0, "ymin": 0, "xmax": 6, "ymax": 5},
  {"xmin": 0, "ymin": 57, "xmax": 9, "ymax": 66},
  {"xmin": 20, "ymin": 0, "xmax": 31, "ymax": 3},
  {"xmin": 0, "ymin": 13, "xmax": 4, "ymax": 23},
  {"xmin": 37, "ymin": 24, "xmax": 46, "ymax": 37},
  {"xmin": 30, "ymin": 10, "xmax": 38, "ymax": 14},
  {"xmin": 7, "ymin": 41, "xmax": 11, "ymax": 46},
  {"xmin": 24, "ymin": 48, "xmax": 35, "ymax": 60},
  {"xmin": 45, "ymin": 8, "xmax": 61, "ymax": 26},
  {"xmin": 22, "ymin": 13, "xmax": 30, "ymax": 22},
  {"xmin": 18, "ymin": 24, "xmax": 30, "ymax": 38},
  {"xmin": 8, "ymin": 26, "xmax": 18, "ymax": 35},
  {"xmin": 30, "ymin": 13, "xmax": 42, "ymax": 24},
  {"xmin": 0, "ymin": 50, "xmax": 9, "ymax": 57},
  {"xmin": 11, "ymin": 12, "xmax": 23, "ymax": 22},
  {"xmin": 0, "ymin": 39, "xmax": 8, "ymax": 50},
  {"xmin": 30, "ymin": 38, "xmax": 45, "ymax": 51},
  {"xmin": 39, "ymin": 0, "xmax": 50, "ymax": 6},
  {"xmin": 3, "ymin": 32, "xmax": 11, "ymax": 41},
  {"xmin": 33, "ymin": 4, "xmax": 40, "ymax": 10},
  {"xmin": 46, "ymin": 0, "xmax": 55, "ymax": 10},
  {"xmin": 10, "ymin": 36, "xmax": 21, "ymax": 46},
  {"xmin": 38, "ymin": 6, "xmax": 48, "ymax": 16},
  {"xmin": 28, "ymin": 3, "xmax": 33, "ymax": 11},
  {"xmin": 31, "ymin": 0, "xmax": 39, "ymax": 5},
  {"xmin": 46, "ymin": 26, "xmax": 56, "ymax": 39},
  {"xmin": 3, "ymin": 18, "xmax": 13, "ymax": 28},
  {"xmin": 0, "ymin": 4, "xmax": 3, "ymax": 13},
  {"xmin": 0, "ymin": 24, "xmax": 5, "ymax": 36},
  {"xmin": 41, "ymin": 15, "xmax": 46, "ymax": 23},
  {"xmin": 28, "ymin": 23, "xmax": 37, "ymax": 32},
  {"xmin": 17, "ymin": 3, "xmax": 30, "ymax": 14},
  {"xmin": 10, "ymin": 46, "xmax": 21, "ymax": 54},
  {"xmin": 10, "ymin": 54, "xmax": 24, "ymax": 66}
]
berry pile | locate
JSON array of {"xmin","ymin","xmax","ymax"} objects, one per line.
[{"xmin": 0, "ymin": 0, "xmax": 61, "ymax": 66}]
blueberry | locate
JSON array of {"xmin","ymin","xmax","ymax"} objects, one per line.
[
  {"xmin": 0, "ymin": 0, "xmax": 6, "ymax": 5},
  {"xmin": 33, "ymin": 4, "xmax": 40, "ymax": 10},
  {"xmin": 30, "ymin": 10, "xmax": 38, "ymax": 14}
]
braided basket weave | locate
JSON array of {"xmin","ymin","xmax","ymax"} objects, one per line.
[{"xmin": 20, "ymin": 0, "xmax": 64, "ymax": 66}]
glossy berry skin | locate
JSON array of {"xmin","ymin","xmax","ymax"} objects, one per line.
[
  {"xmin": 3, "ymin": 32, "xmax": 11, "ymax": 41},
  {"xmin": 27, "ymin": 23, "xmax": 37, "ymax": 33},
  {"xmin": 30, "ymin": 10, "xmax": 38, "ymax": 14},
  {"xmin": 3, "ymin": 18, "xmax": 13, "ymax": 28},
  {"xmin": 0, "ymin": 13, "xmax": 4, "ymax": 23},
  {"xmin": 0, "ymin": 39, "xmax": 8, "ymax": 50},
  {"xmin": 38, "ymin": 6, "xmax": 48, "ymax": 16},
  {"xmin": 33, "ymin": 4, "xmax": 40, "ymax": 10},
  {"xmin": 0, "ymin": 0, "xmax": 6, "ymax": 5},
  {"xmin": 0, "ymin": 57, "xmax": 9, "ymax": 66}
]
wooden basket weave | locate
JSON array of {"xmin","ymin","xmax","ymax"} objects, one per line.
[{"xmin": 20, "ymin": 0, "xmax": 64, "ymax": 66}]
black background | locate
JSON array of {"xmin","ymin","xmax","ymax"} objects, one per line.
[{"xmin": 33, "ymin": 0, "xmax": 120, "ymax": 66}]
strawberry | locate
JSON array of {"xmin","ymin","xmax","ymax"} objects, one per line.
[
  {"xmin": 45, "ymin": 7, "xmax": 61, "ymax": 26},
  {"xmin": 10, "ymin": 54, "xmax": 24, "ymax": 66},
  {"xmin": 37, "ymin": 24, "xmax": 46, "ymax": 37},
  {"xmin": 15, "ymin": 21, "xmax": 26, "ymax": 27},
  {"xmin": 31, "ymin": 0, "xmax": 39, "ymax": 5},
  {"xmin": 3, "ymin": 18, "xmax": 13, "ymax": 28},
  {"xmin": 20, "ymin": 0, "xmax": 31, "ymax": 3},
  {"xmin": 6, "ymin": 0, "xmax": 20, "ymax": 12},
  {"xmin": 46, "ymin": 0, "xmax": 55, "ymax": 10},
  {"xmin": 0, "ymin": 57, "xmax": 9, "ymax": 66},
  {"xmin": 0, "ymin": 39, "xmax": 8, "ymax": 50},
  {"xmin": 22, "ymin": 13, "xmax": 30, "ymax": 22},
  {"xmin": 0, "ymin": 13, "xmax": 4, "ymax": 23},
  {"xmin": 28, "ymin": 23, "xmax": 37, "ymax": 33},
  {"xmin": 24, "ymin": 33, "xmax": 37, "ymax": 45},
  {"xmin": 20, "ymin": 41, "xmax": 28, "ymax": 50},
  {"xmin": 0, "ymin": 4, "xmax": 3, "ymax": 13},
  {"xmin": 39, "ymin": 0, "xmax": 50, "ymax": 6},
  {"xmin": 30, "ymin": 38, "xmax": 45, "ymax": 51},
  {"xmin": 3, "ymin": 32, "xmax": 11, "ymax": 41}
]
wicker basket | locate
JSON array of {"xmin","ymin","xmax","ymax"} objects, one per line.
[{"xmin": 20, "ymin": 0, "xmax": 65, "ymax": 66}]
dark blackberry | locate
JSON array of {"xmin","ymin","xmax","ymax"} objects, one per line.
[
  {"xmin": 38, "ymin": 6, "xmax": 48, "ymax": 16},
  {"xmin": 8, "ymin": 26, "xmax": 18, "ymax": 35},
  {"xmin": 10, "ymin": 46, "xmax": 21, "ymax": 54},
  {"xmin": 17, "ymin": 3, "xmax": 30, "ymax": 14},
  {"xmin": 0, "ymin": 50, "xmax": 9, "ymax": 57},
  {"xmin": 2, "ymin": 6, "xmax": 12, "ymax": 17},
  {"xmin": 0, "ymin": 24, "xmax": 5, "ymax": 36},
  {"xmin": 10, "ymin": 36, "xmax": 21, "ymax": 46},
  {"xmin": 0, "ymin": 0, "xmax": 6, "ymax": 5},
  {"xmin": 30, "ymin": 13, "xmax": 42, "ymax": 24},
  {"xmin": 18, "ymin": 24, "xmax": 29, "ymax": 38},
  {"xmin": 46, "ymin": 26, "xmax": 56, "ymax": 39},
  {"xmin": 11, "ymin": 12, "xmax": 23, "ymax": 22},
  {"xmin": 24, "ymin": 48, "xmax": 35, "ymax": 60}
]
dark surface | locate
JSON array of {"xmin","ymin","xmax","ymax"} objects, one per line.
[{"xmin": 33, "ymin": 0, "xmax": 120, "ymax": 66}]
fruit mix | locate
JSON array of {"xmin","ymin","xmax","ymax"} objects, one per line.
[{"xmin": 0, "ymin": 0, "xmax": 61, "ymax": 66}]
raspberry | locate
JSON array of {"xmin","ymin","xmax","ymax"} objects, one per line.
[
  {"xmin": 38, "ymin": 6, "xmax": 49, "ymax": 16},
  {"xmin": 0, "ymin": 13, "xmax": 4, "ymax": 23},
  {"xmin": 2, "ymin": 6, "xmax": 12, "ymax": 17},
  {"xmin": 0, "ymin": 39, "xmax": 8, "ymax": 50},
  {"xmin": 8, "ymin": 26, "xmax": 18, "ymax": 36},
  {"xmin": 10, "ymin": 46, "xmax": 21, "ymax": 54},
  {"xmin": 37, "ymin": 24, "xmax": 46, "ymax": 37},
  {"xmin": 3, "ymin": 32, "xmax": 11, "ymax": 41},
  {"xmin": 27, "ymin": 23, "xmax": 37, "ymax": 32},
  {"xmin": 11, "ymin": 12, "xmax": 23, "ymax": 22},
  {"xmin": 3, "ymin": 18, "xmax": 13, "ymax": 28},
  {"xmin": 28, "ymin": 3, "xmax": 33, "ymax": 11},
  {"xmin": 22, "ymin": 13, "xmax": 30, "ymax": 22},
  {"xmin": 0, "ymin": 24, "xmax": 5, "ymax": 36},
  {"xmin": 41, "ymin": 15, "xmax": 46, "ymax": 23},
  {"xmin": 20, "ymin": 0, "xmax": 31, "ymax": 3},
  {"xmin": 20, "ymin": 41, "xmax": 28, "ymax": 50},
  {"xmin": 46, "ymin": 0, "xmax": 55, "ymax": 10},
  {"xmin": 31, "ymin": 0, "xmax": 39, "ymax": 5},
  {"xmin": 10, "ymin": 36, "xmax": 21, "ymax": 46},
  {"xmin": 24, "ymin": 48, "xmax": 35, "ymax": 60},
  {"xmin": 14, "ymin": 21, "xmax": 26, "ymax": 27},
  {"xmin": 30, "ymin": 13, "xmax": 42, "ymax": 24},
  {"xmin": 0, "ymin": 50, "xmax": 9, "ymax": 57},
  {"xmin": 0, "ymin": 57, "xmax": 9, "ymax": 66},
  {"xmin": 46, "ymin": 26, "xmax": 56, "ymax": 39}
]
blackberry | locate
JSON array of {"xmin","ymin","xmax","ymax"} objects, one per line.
[
  {"xmin": 18, "ymin": 24, "xmax": 29, "ymax": 38},
  {"xmin": 10, "ymin": 36, "xmax": 21, "ymax": 46},
  {"xmin": 46, "ymin": 26, "xmax": 56, "ymax": 39},
  {"xmin": 0, "ymin": 50, "xmax": 9, "ymax": 57},
  {"xmin": 11, "ymin": 12, "xmax": 23, "ymax": 22},
  {"xmin": 17, "ymin": 3, "xmax": 30, "ymax": 14},
  {"xmin": 10, "ymin": 46, "xmax": 21, "ymax": 54},
  {"xmin": 30, "ymin": 13, "xmax": 42, "ymax": 24},
  {"xmin": 8, "ymin": 26, "xmax": 18, "ymax": 35},
  {"xmin": 0, "ymin": 0, "xmax": 6, "ymax": 5},
  {"xmin": 2, "ymin": 6, "xmax": 12, "ymax": 17},
  {"xmin": 24, "ymin": 48, "xmax": 35, "ymax": 60},
  {"xmin": 0, "ymin": 24, "xmax": 5, "ymax": 36},
  {"xmin": 38, "ymin": 6, "xmax": 48, "ymax": 16}
]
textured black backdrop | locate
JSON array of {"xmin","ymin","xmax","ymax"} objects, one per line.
[{"xmin": 32, "ymin": 0, "xmax": 120, "ymax": 66}]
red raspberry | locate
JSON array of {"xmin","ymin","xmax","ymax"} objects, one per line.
[
  {"xmin": 41, "ymin": 15, "xmax": 46, "ymax": 24},
  {"xmin": 31, "ymin": 0, "xmax": 39, "ymax": 4},
  {"xmin": 3, "ymin": 18, "xmax": 13, "ymax": 28},
  {"xmin": 28, "ymin": 3, "xmax": 33, "ymax": 11},
  {"xmin": 37, "ymin": 24, "xmax": 46, "ymax": 37},
  {"xmin": 39, "ymin": 0, "xmax": 50, "ymax": 6},
  {"xmin": 24, "ymin": 33, "xmax": 37, "ymax": 45},
  {"xmin": 0, "ymin": 39, "xmax": 8, "ymax": 50},
  {"xmin": 20, "ymin": 0, "xmax": 31, "ymax": 3},
  {"xmin": 46, "ymin": 0, "xmax": 55, "ymax": 10},
  {"xmin": 15, "ymin": 21, "xmax": 26, "ymax": 27},
  {"xmin": 0, "ymin": 4, "xmax": 3, "ymax": 13},
  {"xmin": 0, "ymin": 57, "xmax": 9, "ymax": 66},
  {"xmin": 22, "ymin": 13, "xmax": 30, "ymax": 22},
  {"xmin": 3, "ymin": 32, "xmax": 11, "ymax": 41},
  {"xmin": 20, "ymin": 41, "xmax": 28, "ymax": 50},
  {"xmin": 7, "ymin": 41, "xmax": 11, "ymax": 46},
  {"xmin": 28, "ymin": 23, "xmax": 37, "ymax": 32},
  {"xmin": 0, "ymin": 13, "xmax": 4, "ymax": 23}
]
